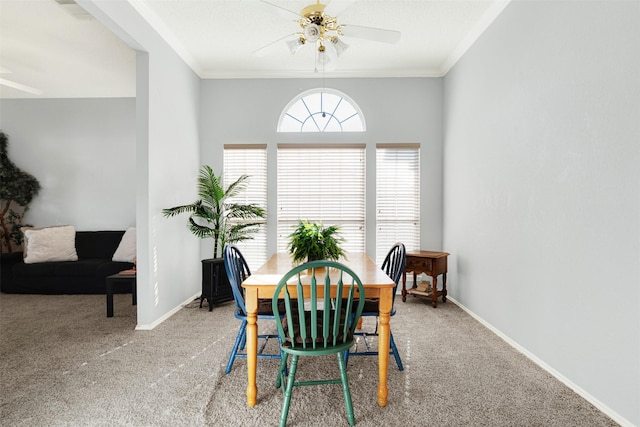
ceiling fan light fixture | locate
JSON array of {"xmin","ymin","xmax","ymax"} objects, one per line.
[
  {"xmin": 287, "ymin": 37, "xmax": 306, "ymax": 55},
  {"xmin": 316, "ymin": 43, "xmax": 338, "ymax": 70},
  {"xmin": 330, "ymin": 37, "xmax": 349, "ymax": 57},
  {"xmin": 304, "ymin": 23, "xmax": 321, "ymax": 42},
  {"xmin": 317, "ymin": 49, "xmax": 330, "ymax": 67}
]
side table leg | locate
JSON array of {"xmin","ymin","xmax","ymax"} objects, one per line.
[
  {"xmin": 106, "ymin": 280, "xmax": 114, "ymax": 317},
  {"xmin": 431, "ymin": 276, "xmax": 438, "ymax": 308},
  {"xmin": 442, "ymin": 273, "xmax": 447, "ymax": 303},
  {"xmin": 132, "ymin": 278, "xmax": 137, "ymax": 306},
  {"xmin": 401, "ymin": 272, "xmax": 407, "ymax": 302}
]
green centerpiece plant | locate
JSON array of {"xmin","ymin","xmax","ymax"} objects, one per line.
[{"xmin": 287, "ymin": 220, "xmax": 346, "ymax": 264}]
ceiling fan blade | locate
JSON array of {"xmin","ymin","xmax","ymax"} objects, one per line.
[
  {"xmin": 0, "ymin": 78, "xmax": 43, "ymax": 95},
  {"xmin": 340, "ymin": 24, "xmax": 401, "ymax": 44},
  {"xmin": 252, "ymin": 33, "xmax": 299, "ymax": 57},
  {"xmin": 324, "ymin": 0, "xmax": 357, "ymax": 17},
  {"xmin": 256, "ymin": 0, "xmax": 301, "ymax": 19}
]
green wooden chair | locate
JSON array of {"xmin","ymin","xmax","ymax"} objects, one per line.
[{"xmin": 272, "ymin": 260, "xmax": 366, "ymax": 427}]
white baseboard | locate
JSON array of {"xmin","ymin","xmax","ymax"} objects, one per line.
[
  {"xmin": 447, "ymin": 296, "xmax": 633, "ymax": 427},
  {"xmin": 135, "ymin": 292, "xmax": 200, "ymax": 331}
]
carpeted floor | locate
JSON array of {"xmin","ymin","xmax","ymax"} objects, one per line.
[{"xmin": 0, "ymin": 293, "xmax": 617, "ymax": 426}]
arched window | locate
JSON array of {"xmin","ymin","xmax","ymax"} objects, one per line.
[{"xmin": 278, "ymin": 88, "xmax": 365, "ymax": 132}]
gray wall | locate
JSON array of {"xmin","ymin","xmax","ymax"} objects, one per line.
[
  {"xmin": 443, "ymin": 1, "xmax": 640, "ymax": 424},
  {"xmin": 200, "ymin": 77, "xmax": 444, "ymax": 258},
  {"xmin": 0, "ymin": 98, "xmax": 136, "ymax": 230},
  {"xmin": 81, "ymin": 0, "xmax": 203, "ymax": 329},
  {"xmin": 2, "ymin": 0, "xmax": 637, "ymax": 423}
]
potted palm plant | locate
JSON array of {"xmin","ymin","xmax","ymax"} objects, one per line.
[
  {"xmin": 163, "ymin": 165, "xmax": 265, "ymax": 310},
  {"xmin": 287, "ymin": 220, "xmax": 346, "ymax": 264}
]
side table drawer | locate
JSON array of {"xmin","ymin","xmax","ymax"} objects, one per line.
[{"xmin": 405, "ymin": 257, "xmax": 433, "ymax": 273}]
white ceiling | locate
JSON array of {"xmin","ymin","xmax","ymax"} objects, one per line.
[{"xmin": 0, "ymin": 0, "xmax": 510, "ymax": 99}]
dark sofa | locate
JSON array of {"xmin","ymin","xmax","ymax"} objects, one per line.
[{"xmin": 1, "ymin": 230, "xmax": 134, "ymax": 294}]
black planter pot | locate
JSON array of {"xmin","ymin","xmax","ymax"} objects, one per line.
[{"xmin": 200, "ymin": 258, "xmax": 234, "ymax": 311}]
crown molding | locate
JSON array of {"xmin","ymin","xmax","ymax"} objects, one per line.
[
  {"xmin": 127, "ymin": 0, "xmax": 204, "ymax": 76},
  {"xmin": 439, "ymin": 0, "xmax": 511, "ymax": 75}
]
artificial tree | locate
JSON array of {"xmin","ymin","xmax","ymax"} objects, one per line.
[
  {"xmin": 0, "ymin": 131, "xmax": 41, "ymax": 253},
  {"xmin": 162, "ymin": 164, "xmax": 265, "ymax": 259},
  {"xmin": 162, "ymin": 165, "xmax": 265, "ymax": 310}
]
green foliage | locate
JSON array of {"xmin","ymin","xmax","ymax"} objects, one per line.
[
  {"xmin": 162, "ymin": 165, "xmax": 265, "ymax": 259},
  {"xmin": 0, "ymin": 131, "xmax": 41, "ymax": 252},
  {"xmin": 287, "ymin": 220, "xmax": 346, "ymax": 264},
  {"xmin": 1, "ymin": 132, "xmax": 41, "ymax": 206}
]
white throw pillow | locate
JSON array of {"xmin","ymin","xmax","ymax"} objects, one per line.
[
  {"xmin": 112, "ymin": 227, "xmax": 136, "ymax": 263},
  {"xmin": 21, "ymin": 225, "xmax": 69, "ymax": 257},
  {"xmin": 23, "ymin": 225, "xmax": 78, "ymax": 264}
]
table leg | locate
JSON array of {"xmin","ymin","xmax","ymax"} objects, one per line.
[
  {"xmin": 245, "ymin": 287, "xmax": 259, "ymax": 407},
  {"xmin": 132, "ymin": 278, "xmax": 137, "ymax": 306},
  {"xmin": 431, "ymin": 276, "xmax": 438, "ymax": 308},
  {"xmin": 106, "ymin": 279, "xmax": 114, "ymax": 317},
  {"xmin": 442, "ymin": 273, "xmax": 447, "ymax": 302},
  {"xmin": 377, "ymin": 287, "xmax": 392, "ymax": 407},
  {"xmin": 401, "ymin": 272, "xmax": 407, "ymax": 302}
]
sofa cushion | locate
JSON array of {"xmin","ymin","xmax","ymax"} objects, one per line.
[
  {"xmin": 22, "ymin": 226, "xmax": 78, "ymax": 264},
  {"xmin": 12, "ymin": 261, "xmax": 57, "ymax": 277},
  {"xmin": 112, "ymin": 227, "xmax": 136, "ymax": 262},
  {"xmin": 20, "ymin": 225, "xmax": 70, "ymax": 258},
  {"xmin": 75, "ymin": 231, "xmax": 124, "ymax": 259},
  {"xmin": 54, "ymin": 260, "xmax": 105, "ymax": 277},
  {"xmin": 14, "ymin": 261, "xmax": 106, "ymax": 278}
]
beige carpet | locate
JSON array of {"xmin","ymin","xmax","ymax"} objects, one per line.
[{"xmin": 0, "ymin": 293, "xmax": 617, "ymax": 426}]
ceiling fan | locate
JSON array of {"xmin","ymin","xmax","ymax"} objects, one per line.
[
  {"xmin": 254, "ymin": 0, "xmax": 401, "ymax": 70},
  {"xmin": 0, "ymin": 67, "xmax": 43, "ymax": 95}
]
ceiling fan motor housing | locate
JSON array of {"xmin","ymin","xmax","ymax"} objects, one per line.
[
  {"xmin": 309, "ymin": 16, "xmax": 323, "ymax": 26},
  {"xmin": 301, "ymin": 2, "xmax": 326, "ymax": 19}
]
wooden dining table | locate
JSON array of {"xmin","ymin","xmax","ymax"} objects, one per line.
[{"xmin": 241, "ymin": 252, "xmax": 396, "ymax": 408}]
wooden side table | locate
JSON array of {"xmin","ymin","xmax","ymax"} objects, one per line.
[
  {"xmin": 106, "ymin": 272, "xmax": 137, "ymax": 317},
  {"xmin": 401, "ymin": 251, "xmax": 449, "ymax": 308}
]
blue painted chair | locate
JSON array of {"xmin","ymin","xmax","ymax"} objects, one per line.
[
  {"xmin": 223, "ymin": 245, "xmax": 282, "ymax": 374},
  {"xmin": 345, "ymin": 242, "xmax": 406, "ymax": 371},
  {"xmin": 273, "ymin": 260, "xmax": 366, "ymax": 427}
]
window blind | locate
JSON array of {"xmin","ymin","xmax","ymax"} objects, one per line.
[
  {"xmin": 376, "ymin": 144, "xmax": 420, "ymax": 264},
  {"xmin": 223, "ymin": 145, "xmax": 268, "ymax": 270},
  {"xmin": 277, "ymin": 144, "xmax": 366, "ymax": 255}
]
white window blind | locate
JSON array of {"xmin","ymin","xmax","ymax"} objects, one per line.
[
  {"xmin": 376, "ymin": 144, "xmax": 420, "ymax": 264},
  {"xmin": 277, "ymin": 144, "xmax": 366, "ymax": 255},
  {"xmin": 223, "ymin": 145, "xmax": 268, "ymax": 270}
]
